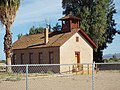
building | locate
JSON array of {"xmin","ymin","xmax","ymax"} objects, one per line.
[{"xmin": 12, "ymin": 14, "xmax": 97, "ymax": 73}]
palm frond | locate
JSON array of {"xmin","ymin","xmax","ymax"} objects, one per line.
[{"xmin": 0, "ymin": 0, "xmax": 20, "ymax": 10}]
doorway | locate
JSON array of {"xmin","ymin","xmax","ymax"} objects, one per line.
[
  {"xmin": 75, "ymin": 52, "xmax": 80, "ymax": 64},
  {"xmin": 75, "ymin": 52, "xmax": 81, "ymax": 71}
]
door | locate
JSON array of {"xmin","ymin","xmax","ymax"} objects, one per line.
[
  {"xmin": 75, "ymin": 52, "xmax": 80, "ymax": 64},
  {"xmin": 75, "ymin": 52, "xmax": 81, "ymax": 71}
]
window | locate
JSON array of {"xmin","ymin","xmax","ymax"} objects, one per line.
[
  {"xmin": 49, "ymin": 52, "xmax": 54, "ymax": 64},
  {"xmin": 72, "ymin": 20, "xmax": 77, "ymax": 24},
  {"xmin": 29, "ymin": 53, "xmax": 33, "ymax": 64},
  {"xmin": 21, "ymin": 53, "xmax": 24, "ymax": 64},
  {"xmin": 76, "ymin": 36, "xmax": 79, "ymax": 42},
  {"xmin": 63, "ymin": 21, "xmax": 66, "ymax": 24},
  {"xmin": 13, "ymin": 54, "xmax": 16, "ymax": 65},
  {"xmin": 39, "ymin": 52, "xmax": 43, "ymax": 64},
  {"xmin": 75, "ymin": 52, "xmax": 80, "ymax": 63}
]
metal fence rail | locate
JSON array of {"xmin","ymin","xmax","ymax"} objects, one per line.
[{"xmin": 0, "ymin": 63, "xmax": 120, "ymax": 90}]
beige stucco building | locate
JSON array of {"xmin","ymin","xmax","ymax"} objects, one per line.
[{"xmin": 12, "ymin": 14, "xmax": 96, "ymax": 73}]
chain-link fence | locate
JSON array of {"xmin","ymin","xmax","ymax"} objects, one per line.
[
  {"xmin": 0, "ymin": 63, "xmax": 120, "ymax": 90},
  {"xmin": 27, "ymin": 64, "xmax": 92, "ymax": 90},
  {"xmin": 0, "ymin": 65, "xmax": 26, "ymax": 90},
  {"xmin": 94, "ymin": 63, "xmax": 120, "ymax": 90}
]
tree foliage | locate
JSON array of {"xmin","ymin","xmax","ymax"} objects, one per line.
[
  {"xmin": 104, "ymin": 53, "xmax": 120, "ymax": 62},
  {"xmin": 29, "ymin": 26, "xmax": 44, "ymax": 35},
  {"xmin": 17, "ymin": 33, "xmax": 23, "ymax": 39},
  {"xmin": 52, "ymin": 23, "xmax": 61, "ymax": 32},
  {"xmin": 62, "ymin": 0, "xmax": 118, "ymax": 62},
  {"xmin": 17, "ymin": 26, "xmax": 44, "ymax": 39},
  {"xmin": 17, "ymin": 23, "xmax": 61, "ymax": 39}
]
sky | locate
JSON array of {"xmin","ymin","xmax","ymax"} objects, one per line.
[{"xmin": 0, "ymin": 0, "xmax": 120, "ymax": 60}]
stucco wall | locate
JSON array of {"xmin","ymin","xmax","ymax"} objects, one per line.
[
  {"xmin": 12, "ymin": 47, "xmax": 60, "ymax": 65},
  {"xmin": 60, "ymin": 32, "xmax": 93, "ymax": 64},
  {"xmin": 60, "ymin": 32, "xmax": 93, "ymax": 72}
]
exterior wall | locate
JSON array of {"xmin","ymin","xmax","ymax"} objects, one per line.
[
  {"xmin": 70, "ymin": 20, "xmax": 79, "ymax": 29},
  {"xmin": 12, "ymin": 47, "xmax": 60, "ymax": 65},
  {"xmin": 60, "ymin": 32, "xmax": 93, "ymax": 72},
  {"xmin": 12, "ymin": 47, "xmax": 60, "ymax": 73}
]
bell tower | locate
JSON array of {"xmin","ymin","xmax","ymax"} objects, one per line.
[{"xmin": 59, "ymin": 12, "xmax": 80, "ymax": 32}]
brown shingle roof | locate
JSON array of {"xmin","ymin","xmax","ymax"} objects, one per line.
[
  {"xmin": 12, "ymin": 29, "xmax": 79, "ymax": 49},
  {"xmin": 12, "ymin": 29, "xmax": 97, "ymax": 50}
]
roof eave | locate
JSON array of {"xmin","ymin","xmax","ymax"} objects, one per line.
[{"xmin": 79, "ymin": 29, "xmax": 97, "ymax": 48}]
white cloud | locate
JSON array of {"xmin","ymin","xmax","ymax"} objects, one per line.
[{"xmin": 14, "ymin": 0, "xmax": 63, "ymax": 25}]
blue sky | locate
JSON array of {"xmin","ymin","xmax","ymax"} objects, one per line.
[{"xmin": 0, "ymin": 0, "xmax": 120, "ymax": 60}]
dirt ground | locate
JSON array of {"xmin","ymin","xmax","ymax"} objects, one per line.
[{"xmin": 0, "ymin": 71, "xmax": 120, "ymax": 90}]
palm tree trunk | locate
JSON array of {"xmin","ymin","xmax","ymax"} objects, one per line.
[{"xmin": 4, "ymin": 24, "xmax": 12, "ymax": 72}]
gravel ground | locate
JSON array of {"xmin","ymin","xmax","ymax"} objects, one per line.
[{"xmin": 0, "ymin": 71, "xmax": 120, "ymax": 90}]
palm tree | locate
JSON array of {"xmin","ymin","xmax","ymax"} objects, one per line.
[{"xmin": 0, "ymin": 0, "xmax": 20, "ymax": 71}]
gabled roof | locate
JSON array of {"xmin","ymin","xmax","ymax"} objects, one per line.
[{"xmin": 12, "ymin": 29, "xmax": 97, "ymax": 50}]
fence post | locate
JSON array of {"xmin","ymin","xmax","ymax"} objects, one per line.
[
  {"xmin": 92, "ymin": 63, "xmax": 94, "ymax": 90},
  {"xmin": 26, "ymin": 64, "xmax": 28, "ymax": 90}
]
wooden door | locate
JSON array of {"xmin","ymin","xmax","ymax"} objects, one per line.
[
  {"xmin": 75, "ymin": 52, "xmax": 81, "ymax": 71},
  {"xmin": 75, "ymin": 52, "xmax": 80, "ymax": 64}
]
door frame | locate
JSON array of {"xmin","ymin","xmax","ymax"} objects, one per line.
[{"xmin": 75, "ymin": 52, "xmax": 80, "ymax": 64}]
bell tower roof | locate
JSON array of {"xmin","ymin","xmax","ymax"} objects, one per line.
[{"xmin": 59, "ymin": 13, "xmax": 80, "ymax": 21}]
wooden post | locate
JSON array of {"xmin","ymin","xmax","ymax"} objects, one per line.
[
  {"xmin": 82, "ymin": 64, "xmax": 83, "ymax": 74},
  {"xmin": 69, "ymin": 66, "xmax": 70, "ymax": 74},
  {"xmin": 87, "ymin": 64, "xmax": 89, "ymax": 75}
]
